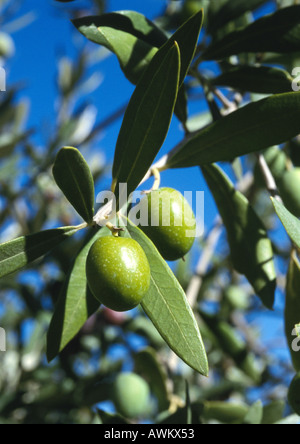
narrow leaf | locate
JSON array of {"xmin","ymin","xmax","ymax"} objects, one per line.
[
  {"xmin": 166, "ymin": 92, "xmax": 300, "ymax": 169},
  {"xmin": 285, "ymin": 251, "xmax": 300, "ymax": 373},
  {"xmin": 73, "ymin": 10, "xmax": 203, "ymax": 123},
  {"xmin": 73, "ymin": 10, "xmax": 203, "ymax": 87},
  {"xmin": 53, "ymin": 147, "xmax": 95, "ymax": 224},
  {"xmin": 112, "ymin": 43, "xmax": 180, "ymax": 207},
  {"xmin": 212, "ymin": 65, "xmax": 293, "ymax": 94},
  {"xmin": 0, "ymin": 226, "xmax": 79, "ymax": 279},
  {"xmin": 124, "ymin": 219, "xmax": 209, "ymax": 376},
  {"xmin": 207, "ymin": 0, "xmax": 266, "ymax": 34},
  {"xmin": 203, "ymin": 5, "xmax": 300, "ymax": 60},
  {"xmin": 271, "ymin": 197, "xmax": 300, "ymax": 248},
  {"xmin": 201, "ymin": 164, "xmax": 276, "ymax": 309},
  {"xmin": 46, "ymin": 227, "xmax": 110, "ymax": 362}
]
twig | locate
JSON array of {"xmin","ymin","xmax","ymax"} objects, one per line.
[{"xmin": 256, "ymin": 153, "xmax": 283, "ymax": 202}]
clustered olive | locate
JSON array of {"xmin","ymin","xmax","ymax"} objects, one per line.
[{"xmin": 86, "ymin": 188, "xmax": 196, "ymax": 312}]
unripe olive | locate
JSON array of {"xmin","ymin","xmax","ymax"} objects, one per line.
[
  {"xmin": 278, "ymin": 168, "xmax": 300, "ymax": 217},
  {"xmin": 139, "ymin": 187, "xmax": 197, "ymax": 261},
  {"xmin": 86, "ymin": 236, "xmax": 150, "ymax": 312},
  {"xmin": 112, "ymin": 372, "xmax": 151, "ymax": 418},
  {"xmin": 288, "ymin": 373, "xmax": 300, "ymax": 415}
]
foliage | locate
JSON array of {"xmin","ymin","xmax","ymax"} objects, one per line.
[{"xmin": 1, "ymin": 0, "xmax": 300, "ymax": 425}]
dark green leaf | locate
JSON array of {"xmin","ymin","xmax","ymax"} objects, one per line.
[
  {"xmin": 261, "ymin": 401, "xmax": 285, "ymax": 425},
  {"xmin": 203, "ymin": 5, "xmax": 300, "ymax": 60},
  {"xmin": 212, "ymin": 65, "xmax": 293, "ymax": 94},
  {"xmin": 285, "ymin": 251, "xmax": 300, "ymax": 373},
  {"xmin": 73, "ymin": 10, "xmax": 203, "ymax": 86},
  {"xmin": 52, "ymin": 146, "xmax": 95, "ymax": 224},
  {"xmin": 271, "ymin": 197, "xmax": 300, "ymax": 248},
  {"xmin": 207, "ymin": 0, "xmax": 266, "ymax": 35},
  {"xmin": 124, "ymin": 218, "xmax": 209, "ymax": 376},
  {"xmin": 46, "ymin": 227, "xmax": 110, "ymax": 362},
  {"xmin": 112, "ymin": 43, "xmax": 180, "ymax": 208},
  {"xmin": 166, "ymin": 92, "xmax": 300, "ymax": 169},
  {"xmin": 201, "ymin": 164, "xmax": 276, "ymax": 309},
  {"xmin": 73, "ymin": 10, "xmax": 203, "ymax": 123},
  {"xmin": 0, "ymin": 226, "xmax": 80, "ymax": 279},
  {"xmin": 134, "ymin": 347, "xmax": 169, "ymax": 412},
  {"xmin": 97, "ymin": 409, "xmax": 130, "ymax": 425},
  {"xmin": 72, "ymin": 12, "xmax": 159, "ymax": 84}
]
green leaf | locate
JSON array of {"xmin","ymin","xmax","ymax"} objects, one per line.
[
  {"xmin": 212, "ymin": 65, "xmax": 293, "ymax": 94},
  {"xmin": 123, "ymin": 218, "xmax": 208, "ymax": 376},
  {"xmin": 244, "ymin": 400, "xmax": 263, "ymax": 425},
  {"xmin": 73, "ymin": 10, "xmax": 203, "ymax": 123},
  {"xmin": 112, "ymin": 43, "xmax": 180, "ymax": 207},
  {"xmin": 0, "ymin": 226, "xmax": 80, "ymax": 279},
  {"xmin": 134, "ymin": 347, "xmax": 169, "ymax": 412},
  {"xmin": 271, "ymin": 197, "xmax": 300, "ymax": 248},
  {"xmin": 166, "ymin": 92, "xmax": 300, "ymax": 169},
  {"xmin": 261, "ymin": 401, "xmax": 285, "ymax": 425},
  {"xmin": 52, "ymin": 147, "xmax": 95, "ymax": 224},
  {"xmin": 46, "ymin": 227, "xmax": 111, "ymax": 362},
  {"xmin": 201, "ymin": 164, "xmax": 276, "ymax": 309},
  {"xmin": 201, "ymin": 401, "xmax": 249, "ymax": 424},
  {"xmin": 72, "ymin": 12, "xmax": 159, "ymax": 84},
  {"xmin": 203, "ymin": 5, "xmax": 300, "ymax": 60},
  {"xmin": 285, "ymin": 251, "xmax": 300, "ymax": 373},
  {"xmin": 73, "ymin": 10, "xmax": 203, "ymax": 86},
  {"xmin": 97, "ymin": 409, "xmax": 130, "ymax": 425},
  {"xmin": 207, "ymin": 0, "xmax": 266, "ymax": 35}
]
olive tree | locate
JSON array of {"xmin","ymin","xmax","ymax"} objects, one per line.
[{"xmin": 1, "ymin": 0, "xmax": 300, "ymax": 425}]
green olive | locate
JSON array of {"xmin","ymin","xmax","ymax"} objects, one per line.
[
  {"xmin": 139, "ymin": 187, "xmax": 197, "ymax": 261},
  {"xmin": 288, "ymin": 373, "xmax": 300, "ymax": 415},
  {"xmin": 278, "ymin": 168, "xmax": 300, "ymax": 217},
  {"xmin": 112, "ymin": 372, "xmax": 151, "ymax": 418},
  {"xmin": 86, "ymin": 236, "xmax": 150, "ymax": 312}
]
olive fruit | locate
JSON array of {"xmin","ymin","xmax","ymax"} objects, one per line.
[
  {"xmin": 112, "ymin": 372, "xmax": 151, "ymax": 418},
  {"xmin": 278, "ymin": 168, "xmax": 300, "ymax": 217},
  {"xmin": 86, "ymin": 236, "xmax": 150, "ymax": 312},
  {"xmin": 139, "ymin": 187, "xmax": 197, "ymax": 261},
  {"xmin": 288, "ymin": 373, "xmax": 300, "ymax": 415}
]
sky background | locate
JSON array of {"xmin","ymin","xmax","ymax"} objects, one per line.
[{"xmin": 1, "ymin": 0, "xmax": 294, "ymax": 397}]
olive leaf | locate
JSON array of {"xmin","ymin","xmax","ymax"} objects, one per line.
[
  {"xmin": 112, "ymin": 43, "xmax": 180, "ymax": 209},
  {"xmin": 166, "ymin": 92, "xmax": 300, "ymax": 169},
  {"xmin": 203, "ymin": 5, "xmax": 300, "ymax": 60},
  {"xmin": 212, "ymin": 65, "xmax": 293, "ymax": 94},
  {"xmin": 271, "ymin": 197, "xmax": 300, "ymax": 249},
  {"xmin": 123, "ymin": 218, "xmax": 209, "ymax": 376},
  {"xmin": 0, "ymin": 226, "xmax": 80, "ymax": 279},
  {"xmin": 285, "ymin": 251, "xmax": 300, "ymax": 373},
  {"xmin": 207, "ymin": 0, "xmax": 266, "ymax": 35},
  {"xmin": 73, "ymin": 10, "xmax": 204, "ymax": 123},
  {"xmin": 201, "ymin": 163, "xmax": 276, "ymax": 309},
  {"xmin": 46, "ymin": 227, "xmax": 111, "ymax": 362},
  {"xmin": 52, "ymin": 146, "xmax": 95, "ymax": 224}
]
